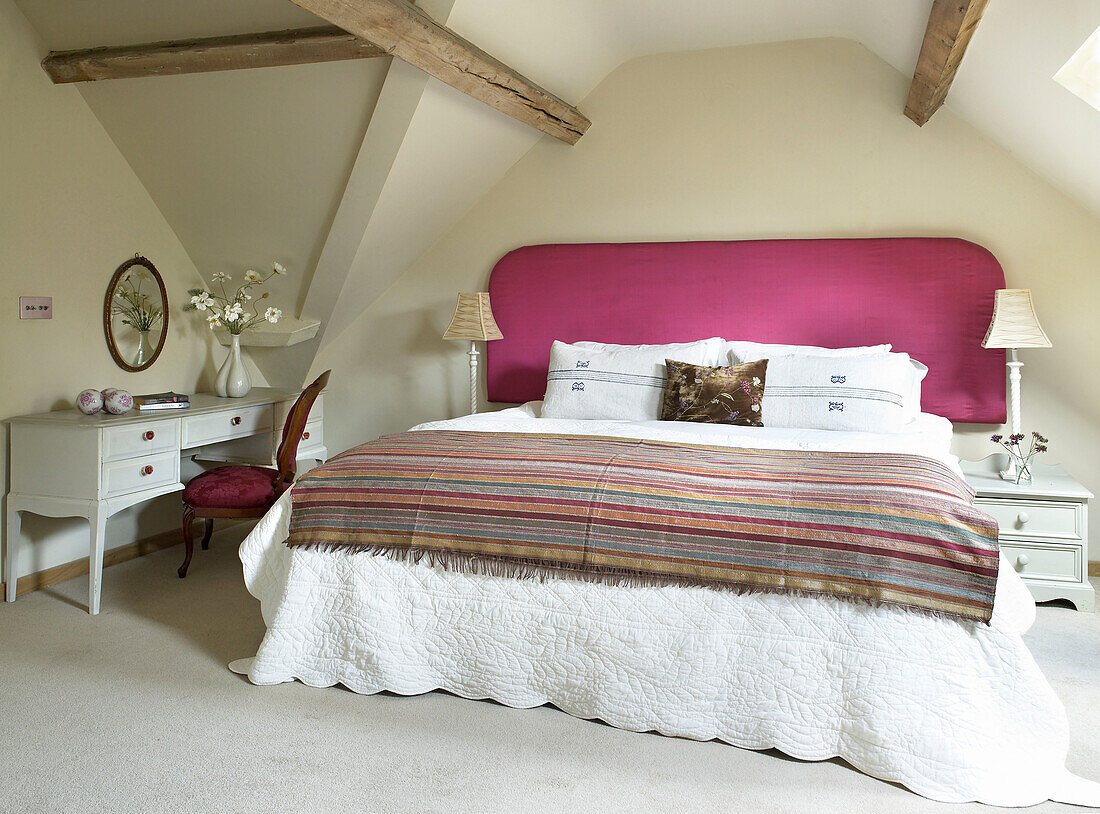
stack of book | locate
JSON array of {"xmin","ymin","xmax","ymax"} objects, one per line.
[{"xmin": 133, "ymin": 392, "xmax": 191, "ymax": 411}]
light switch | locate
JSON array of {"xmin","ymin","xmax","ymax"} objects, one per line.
[{"xmin": 19, "ymin": 297, "xmax": 52, "ymax": 319}]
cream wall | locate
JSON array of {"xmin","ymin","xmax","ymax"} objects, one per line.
[
  {"xmin": 0, "ymin": 0, "xmax": 254, "ymax": 578},
  {"xmin": 313, "ymin": 38, "xmax": 1100, "ymax": 547}
]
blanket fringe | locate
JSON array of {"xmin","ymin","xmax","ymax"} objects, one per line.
[{"xmin": 286, "ymin": 541, "xmax": 979, "ymax": 626}]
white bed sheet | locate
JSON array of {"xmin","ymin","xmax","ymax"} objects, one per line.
[
  {"xmin": 238, "ymin": 405, "xmax": 1100, "ymax": 807},
  {"xmin": 423, "ymin": 401, "xmax": 960, "ymax": 468}
]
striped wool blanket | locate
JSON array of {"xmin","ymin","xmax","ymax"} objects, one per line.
[{"xmin": 287, "ymin": 431, "xmax": 1001, "ymax": 623}]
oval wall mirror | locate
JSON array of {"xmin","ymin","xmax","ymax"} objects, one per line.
[{"xmin": 103, "ymin": 255, "xmax": 169, "ymax": 372}]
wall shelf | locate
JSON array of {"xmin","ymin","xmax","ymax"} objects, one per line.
[{"xmin": 214, "ymin": 317, "xmax": 320, "ymax": 347}]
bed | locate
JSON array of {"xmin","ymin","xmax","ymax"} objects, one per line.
[{"xmin": 234, "ymin": 238, "xmax": 1100, "ymax": 806}]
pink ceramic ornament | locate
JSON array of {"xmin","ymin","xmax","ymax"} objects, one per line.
[
  {"xmin": 103, "ymin": 388, "xmax": 133, "ymax": 415},
  {"xmin": 76, "ymin": 389, "xmax": 103, "ymax": 415}
]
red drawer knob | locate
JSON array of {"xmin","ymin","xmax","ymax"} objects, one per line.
[
  {"xmin": 142, "ymin": 465, "xmax": 154, "ymax": 476},
  {"xmin": 232, "ymin": 416, "xmax": 242, "ymax": 426},
  {"xmin": 303, "ymin": 431, "xmax": 310, "ymax": 440},
  {"xmin": 143, "ymin": 430, "xmax": 155, "ymax": 441}
]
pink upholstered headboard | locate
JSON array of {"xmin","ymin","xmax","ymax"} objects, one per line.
[{"xmin": 486, "ymin": 238, "xmax": 1006, "ymax": 424}]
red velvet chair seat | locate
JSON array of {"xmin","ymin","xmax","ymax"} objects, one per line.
[{"xmin": 182, "ymin": 466, "xmax": 283, "ymax": 509}]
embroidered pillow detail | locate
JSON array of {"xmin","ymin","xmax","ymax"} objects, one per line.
[
  {"xmin": 542, "ymin": 339, "xmax": 722, "ymax": 420},
  {"xmin": 661, "ymin": 359, "xmax": 768, "ymax": 426},
  {"xmin": 761, "ymin": 353, "xmax": 919, "ymax": 432}
]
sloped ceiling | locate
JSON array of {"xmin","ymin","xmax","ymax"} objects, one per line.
[
  {"xmin": 14, "ymin": 0, "xmax": 1100, "ymax": 387},
  {"xmin": 444, "ymin": 0, "xmax": 1100, "ymax": 218},
  {"xmin": 67, "ymin": 59, "xmax": 388, "ymax": 305},
  {"xmin": 15, "ymin": 0, "xmax": 389, "ymax": 317}
]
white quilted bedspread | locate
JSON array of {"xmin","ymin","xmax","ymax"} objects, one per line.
[{"xmin": 238, "ymin": 408, "xmax": 1100, "ymax": 806}]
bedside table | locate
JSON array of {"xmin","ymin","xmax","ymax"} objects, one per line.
[{"xmin": 962, "ymin": 455, "xmax": 1094, "ymax": 611}]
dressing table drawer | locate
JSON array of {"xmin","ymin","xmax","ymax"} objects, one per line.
[
  {"xmin": 298, "ymin": 418, "xmax": 324, "ymax": 455},
  {"xmin": 100, "ymin": 450, "xmax": 180, "ymax": 498},
  {"xmin": 181, "ymin": 404, "xmax": 273, "ymax": 448},
  {"xmin": 102, "ymin": 418, "xmax": 180, "ymax": 462}
]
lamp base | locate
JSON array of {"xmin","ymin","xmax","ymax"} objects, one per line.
[
  {"xmin": 468, "ymin": 341, "xmax": 480, "ymax": 415},
  {"xmin": 998, "ymin": 350, "xmax": 1025, "ymax": 483}
]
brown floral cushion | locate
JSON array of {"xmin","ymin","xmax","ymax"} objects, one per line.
[{"xmin": 661, "ymin": 358, "xmax": 767, "ymax": 426}]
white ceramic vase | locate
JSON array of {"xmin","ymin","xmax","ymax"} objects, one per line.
[
  {"xmin": 132, "ymin": 330, "xmax": 155, "ymax": 367},
  {"xmin": 215, "ymin": 334, "xmax": 251, "ymax": 398}
]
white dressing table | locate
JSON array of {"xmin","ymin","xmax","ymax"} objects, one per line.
[{"xmin": 4, "ymin": 388, "xmax": 326, "ymax": 614}]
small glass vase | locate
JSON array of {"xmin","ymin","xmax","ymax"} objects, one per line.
[
  {"xmin": 214, "ymin": 334, "xmax": 251, "ymax": 398},
  {"xmin": 1001, "ymin": 456, "xmax": 1033, "ymax": 485},
  {"xmin": 133, "ymin": 330, "xmax": 153, "ymax": 366}
]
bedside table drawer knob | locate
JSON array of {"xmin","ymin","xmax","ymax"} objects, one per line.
[
  {"xmin": 143, "ymin": 430, "xmax": 155, "ymax": 441},
  {"xmin": 1016, "ymin": 553, "xmax": 1029, "ymax": 568},
  {"xmin": 1016, "ymin": 511, "xmax": 1030, "ymax": 526},
  {"xmin": 232, "ymin": 416, "xmax": 242, "ymax": 426},
  {"xmin": 141, "ymin": 465, "xmax": 154, "ymax": 476},
  {"xmin": 303, "ymin": 431, "xmax": 310, "ymax": 440}
]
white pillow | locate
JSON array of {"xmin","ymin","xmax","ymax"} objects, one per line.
[
  {"xmin": 575, "ymin": 338, "xmax": 725, "ymax": 366},
  {"xmin": 542, "ymin": 339, "xmax": 720, "ymax": 420},
  {"xmin": 762, "ymin": 353, "xmax": 921, "ymax": 432},
  {"xmin": 907, "ymin": 358, "xmax": 929, "ymax": 417},
  {"xmin": 725, "ymin": 340, "xmax": 891, "ymax": 364},
  {"xmin": 729, "ymin": 343, "xmax": 927, "ymax": 421}
]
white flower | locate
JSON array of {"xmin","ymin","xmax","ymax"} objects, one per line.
[
  {"xmin": 190, "ymin": 292, "xmax": 214, "ymax": 311},
  {"xmin": 206, "ymin": 313, "xmax": 222, "ymax": 329},
  {"xmin": 244, "ymin": 269, "xmax": 263, "ymax": 283},
  {"xmin": 223, "ymin": 303, "xmax": 242, "ymax": 323},
  {"xmin": 264, "ymin": 307, "xmax": 282, "ymax": 324},
  {"xmin": 271, "ymin": 262, "xmax": 287, "ymax": 275},
  {"xmin": 211, "ymin": 271, "xmax": 229, "ymax": 282},
  {"xmin": 752, "ymin": 377, "xmax": 761, "ymax": 386},
  {"xmin": 751, "ymin": 403, "xmax": 760, "ymax": 412},
  {"xmin": 243, "ymin": 293, "xmax": 252, "ymax": 300}
]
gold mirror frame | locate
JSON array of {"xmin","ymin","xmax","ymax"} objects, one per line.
[{"xmin": 103, "ymin": 255, "xmax": 169, "ymax": 373}]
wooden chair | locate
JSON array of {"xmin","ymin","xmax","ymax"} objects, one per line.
[{"xmin": 178, "ymin": 370, "xmax": 331, "ymax": 578}]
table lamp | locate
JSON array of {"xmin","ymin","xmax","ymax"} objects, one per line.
[
  {"xmin": 443, "ymin": 292, "xmax": 503, "ymax": 414},
  {"xmin": 982, "ymin": 288, "xmax": 1051, "ymax": 480}
]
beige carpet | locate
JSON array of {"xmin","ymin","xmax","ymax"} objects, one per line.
[{"xmin": 0, "ymin": 527, "xmax": 1097, "ymax": 814}]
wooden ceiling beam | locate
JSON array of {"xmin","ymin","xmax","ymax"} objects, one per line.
[
  {"xmin": 287, "ymin": 0, "xmax": 590, "ymax": 144},
  {"xmin": 905, "ymin": 0, "xmax": 990, "ymax": 126},
  {"xmin": 41, "ymin": 26, "xmax": 387, "ymax": 84}
]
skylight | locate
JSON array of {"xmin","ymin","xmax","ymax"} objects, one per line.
[{"xmin": 1054, "ymin": 25, "xmax": 1100, "ymax": 112}]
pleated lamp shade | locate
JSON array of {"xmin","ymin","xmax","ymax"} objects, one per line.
[
  {"xmin": 443, "ymin": 292, "xmax": 503, "ymax": 341},
  {"xmin": 981, "ymin": 289, "xmax": 1052, "ymax": 349}
]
